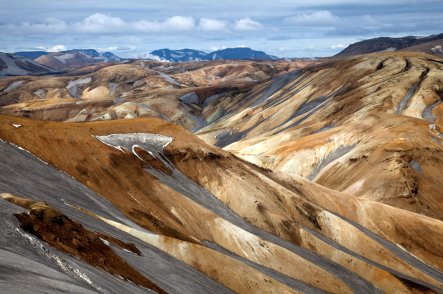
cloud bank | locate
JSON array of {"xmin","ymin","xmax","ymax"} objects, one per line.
[
  {"xmin": 2, "ymin": 13, "xmax": 264, "ymax": 35},
  {"xmin": 1, "ymin": 0, "xmax": 442, "ymax": 57}
]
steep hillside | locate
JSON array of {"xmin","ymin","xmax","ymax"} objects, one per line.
[
  {"xmin": 0, "ymin": 53, "xmax": 54, "ymax": 76},
  {"xmin": 0, "ymin": 59, "xmax": 311, "ymax": 129},
  {"xmin": 1, "ymin": 115, "xmax": 443, "ymax": 293},
  {"xmin": 197, "ymin": 52, "xmax": 443, "ymax": 219},
  {"xmin": 399, "ymin": 40, "xmax": 443, "ymax": 56},
  {"xmin": 34, "ymin": 50, "xmax": 121, "ymax": 70},
  {"xmin": 336, "ymin": 33, "xmax": 443, "ymax": 57}
]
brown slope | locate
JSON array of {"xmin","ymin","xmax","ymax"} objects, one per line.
[
  {"xmin": 35, "ymin": 52, "xmax": 97, "ymax": 70},
  {"xmin": 1, "ymin": 193, "xmax": 165, "ymax": 293},
  {"xmin": 399, "ymin": 40, "xmax": 443, "ymax": 56},
  {"xmin": 1, "ymin": 115, "xmax": 443, "ymax": 292},
  {"xmin": 0, "ymin": 59, "xmax": 313, "ymax": 124},
  {"xmin": 197, "ymin": 52, "xmax": 443, "ymax": 219},
  {"xmin": 335, "ymin": 34, "xmax": 443, "ymax": 57}
]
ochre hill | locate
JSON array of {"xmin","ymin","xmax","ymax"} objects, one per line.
[
  {"xmin": 197, "ymin": 52, "xmax": 443, "ymax": 219},
  {"xmin": 0, "ymin": 59, "xmax": 312, "ymax": 130},
  {"xmin": 0, "ymin": 115, "xmax": 442, "ymax": 293},
  {"xmin": 1, "ymin": 51, "xmax": 443, "ymax": 293}
]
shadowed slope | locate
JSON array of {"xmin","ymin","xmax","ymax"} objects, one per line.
[
  {"xmin": 197, "ymin": 52, "xmax": 443, "ymax": 219},
  {"xmin": 0, "ymin": 115, "xmax": 442, "ymax": 293}
]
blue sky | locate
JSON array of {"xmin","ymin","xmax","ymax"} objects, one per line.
[{"xmin": 1, "ymin": 0, "xmax": 442, "ymax": 57}]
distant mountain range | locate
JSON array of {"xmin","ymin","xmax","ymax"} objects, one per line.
[
  {"xmin": 12, "ymin": 49, "xmax": 122, "ymax": 70},
  {"xmin": 0, "ymin": 52, "xmax": 54, "ymax": 76},
  {"xmin": 34, "ymin": 50, "xmax": 121, "ymax": 70},
  {"xmin": 0, "ymin": 47, "xmax": 277, "ymax": 75},
  {"xmin": 14, "ymin": 49, "xmax": 121, "ymax": 62},
  {"xmin": 336, "ymin": 33, "xmax": 443, "ymax": 57},
  {"xmin": 13, "ymin": 51, "xmax": 49, "ymax": 60},
  {"xmin": 149, "ymin": 49, "xmax": 208, "ymax": 62},
  {"xmin": 4, "ymin": 34, "xmax": 442, "ymax": 76},
  {"xmin": 149, "ymin": 47, "xmax": 277, "ymax": 62}
]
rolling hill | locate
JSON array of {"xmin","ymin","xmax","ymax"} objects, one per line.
[
  {"xmin": 0, "ymin": 51, "xmax": 443, "ymax": 293},
  {"xmin": 149, "ymin": 47, "xmax": 277, "ymax": 62},
  {"xmin": 33, "ymin": 49, "xmax": 121, "ymax": 70},
  {"xmin": 0, "ymin": 53, "xmax": 54, "ymax": 76}
]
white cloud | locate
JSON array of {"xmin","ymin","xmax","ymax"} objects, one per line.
[
  {"xmin": 47, "ymin": 44, "xmax": 67, "ymax": 52},
  {"xmin": 16, "ymin": 18, "xmax": 67, "ymax": 34},
  {"xmin": 361, "ymin": 15, "xmax": 378, "ymax": 25},
  {"xmin": 2, "ymin": 14, "xmax": 198, "ymax": 35},
  {"xmin": 163, "ymin": 16, "xmax": 196, "ymax": 31},
  {"xmin": 136, "ymin": 52, "xmax": 169, "ymax": 61},
  {"xmin": 36, "ymin": 44, "xmax": 67, "ymax": 52},
  {"xmin": 1, "ymin": 14, "xmax": 265, "ymax": 37},
  {"xmin": 75, "ymin": 14, "xmax": 196, "ymax": 33},
  {"xmin": 132, "ymin": 16, "xmax": 195, "ymax": 32},
  {"xmin": 98, "ymin": 46, "xmax": 136, "ymax": 51},
  {"xmin": 210, "ymin": 46, "xmax": 226, "ymax": 51},
  {"xmin": 330, "ymin": 43, "xmax": 346, "ymax": 49},
  {"xmin": 74, "ymin": 13, "xmax": 125, "ymax": 33},
  {"xmin": 284, "ymin": 10, "xmax": 340, "ymax": 26},
  {"xmin": 199, "ymin": 18, "xmax": 226, "ymax": 31},
  {"xmin": 235, "ymin": 18, "xmax": 263, "ymax": 31}
]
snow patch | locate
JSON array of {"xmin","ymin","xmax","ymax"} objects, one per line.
[
  {"xmin": 95, "ymin": 133, "xmax": 173, "ymax": 155},
  {"xmin": 99, "ymin": 238, "xmax": 111, "ymax": 246},
  {"xmin": 15, "ymin": 228, "xmax": 105, "ymax": 293},
  {"xmin": 34, "ymin": 89, "xmax": 46, "ymax": 98},
  {"xmin": 431, "ymin": 45, "xmax": 443, "ymax": 55},
  {"xmin": 383, "ymin": 47, "xmax": 397, "ymax": 52}
]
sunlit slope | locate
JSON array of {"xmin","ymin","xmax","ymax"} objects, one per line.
[
  {"xmin": 197, "ymin": 52, "xmax": 443, "ymax": 219},
  {"xmin": 0, "ymin": 116, "xmax": 442, "ymax": 293},
  {"xmin": 0, "ymin": 59, "xmax": 311, "ymax": 130}
]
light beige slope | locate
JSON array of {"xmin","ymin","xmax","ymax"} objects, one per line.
[
  {"xmin": 197, "ymin": 52, "xmax": 443, "ymax": 219},
  {"xmin": 1, "ymin": 115, "xmax": 442, "ymax": 292},
  {"xmin": 0, "ymin": 59, "xmax": 313, "ymax": 129}
]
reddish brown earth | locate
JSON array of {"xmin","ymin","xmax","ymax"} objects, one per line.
[
  {"xmin": 0, "ymin": 114, "xmax": 443, "ymax": 293},
  {"xmin": 0, "ymin": 59, "xmax": 314, "ymax": 130},
  {"xmin": 3, "ymin": 193, "xmax": 164, "ymax": 292},
  {"xmin": 0, "ymin": 52, "xmax": 442, "ymax": 293},
  {"xmin": 198, "ymin": 52, "xmax": 443, "ymax": 220}
]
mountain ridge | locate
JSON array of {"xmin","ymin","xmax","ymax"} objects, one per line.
[
  {"xmin": 1, "ymin": 50, "xmax": 443, "ymax": 293},
  {"xmin": 14, "ymin": 49, "xmax": 121, "ymax": 62},
  {"xmin": 149, "ymin": 47, "xmax": 277, "ymax": 62},
  {"xmin": 0, "ymin": 52, "xmax": 54, "ymax": 76},
  {"xmin": 336, "ymin": 33, "xmax": 443, "ymax": 56}
]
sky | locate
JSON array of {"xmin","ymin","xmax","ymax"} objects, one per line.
[{"xmin": 1, "ymin": 0, "xmax": 442, "ymax": 58}]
